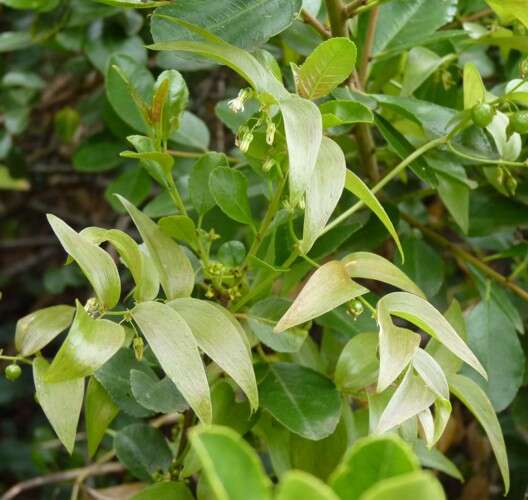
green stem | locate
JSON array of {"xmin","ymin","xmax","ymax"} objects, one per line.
[
  {"xmin": 0, "ymin": 355, "xmax": 32, "ymax": 365},
  {"xmin": 321, "ymin": 135, "xmax": 448, "ymax": 236},
  {"xmin": 447, "ymin": 141, "xmax": 528, "ymax": 168},
  {"xmin": 167, "ymin": 177, "xmax": 188, "ymax": 216},
  {"xmin": 325, "ymin": 0, "xmax": 347, "ymax": 37}
]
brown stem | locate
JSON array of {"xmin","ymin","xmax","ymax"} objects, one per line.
[
  {"xmin": 358, "ymin": 6, "xmax": 379, "ymax": 88},
  {"xmin": 301, "ymin": 9, "xmax": 331, "ymax": 39},
  {"xmin": 402, "ymin": 213, "xmax": 528, "ymax": 304}
]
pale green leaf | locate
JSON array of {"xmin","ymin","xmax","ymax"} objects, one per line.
[
  {"xmin": 412, "ymin": 349, "xmax": 449, "ymax": 400},
  {"xmin": 168, "ymin": 298, "xmax": 258, "ymax": 412},
  {"xmin": 275, "ymin": 260, "xmax": 368, "ymax": 332},
  {"xmin": 276, "ymin": 470, "xmax": 340, "ymax": 500},
  {"xmin": 47, "ymin": 214, "xmax": 121, "ymax": 309},
  {"xmin": 117, "ymin": 195, "xmax": 194, "ymax": 299},
  {"xmin": 463, "ymin": 62, "xmax": 486, "ymax": 109},
  {"xmin": 297, "ymin": 38, "xmax": 357, "ymax": 100},
  {"xmin": 360, "ymin": 471, "xmax": 446, "ymax": 500},
  {"xmin": 15, "ymin": 305, "xmax": 74, "ymax": 356},
  {"xmin": 401, "ymin": 47, "xmax": 443, "ymax": 97},
  {"xmin": 45, "ymin": 301, "xmax": 125, "ymax": 382},
  {"xmin": 485, "ymin": 0, "xmax": 528, "ymax": 28},
  {"xmin": 132, "ymin": 301, "xmax": 212, "ymax": 423},
  {"xmin": 33, "ymin": 356, "xmax": 84, "ymax": 454}
]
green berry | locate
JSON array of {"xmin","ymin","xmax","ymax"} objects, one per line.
[
  {"xmin": 347, "ymin": 299, "xmax": 364, "ymax": 318},
  {"xmin": 471, "ymin": 103, "xmax": 494, "ymax": 128},
  {"xmin": 510, "ymin": 111, "xmax": 528, "ymax": 134},
  {"xmin": 5, "ymin": 364, "xmax": 22, "ymax": 381}
]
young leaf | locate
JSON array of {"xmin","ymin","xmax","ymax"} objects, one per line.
[
  {"xmin": 329, "ymin": 434, "xmax": 419, "ymax": 499},
  {"xmin": 132, "ymin": 301, "xmax": 212, "ymax": 423},
  {"xmin": 47, "ymin": 214, "xmax": 121, "ymax": 309},
  {"xmin": 117, "ymin": 195, "xmax": 194, "ymax": 299},
  {"xmin": 33, "ymin": 356, "xmax": 84, "ymax": 454},
  {"xmin": 297, "ymin": 38, "xmax": 357, "ymax": 100},
  {"xmin": 276, "ymin": 470, "xmax": 340, "ymax": 500},
  {"xmin": 359, "ymin": 471, "xmax": 446, "ymax": 500},
  {"xmin": 154, "ymin": 69, "xmax": 189, "ymax": 137},
  {"xmin": 209, "ymin": 166, "xmax": 254, "ymax": 227},
  {"xmin": 45, "ymin": 301, "xmax": 125, "ymax": 382},
  {"xmin": 463, "ymin": 63, "xmax": 486, "ymax": 109},
  {"xmin": 300, "ymin": 137, "xmax": 346, "ymax": 254},
  {"xmin": 342, "ymin": 252, "xmax": 424, "ymax": 297},
  {"xmin": 15, "ymin": 305, "xmax": 74, "ymax": 356},
  {"xmin": 258, "ymin": 362, "xmax": 341, "ymax": 440},
  {"xmin": 279, "ymin": 96, "xmax": 322, "ymax": 205},
  {"xmin": 190, "ymin": 425, "xmax": 272, "ymax": 500},
  {"xmin": 448, "ymin": 373, "xmax": 509, "ymax": 493},
  {"xmin": 344, "ymin": 170, "xmax": 403, "ymax": 259},
  {"xmin": 275, "ymin": 260, "xmax": 368, "ymax": 332},
  {"xmin": 168, "ymin": 298, "xmax": 258, "ymax": 412},
  {"xmin": 85, "ymin": 377, "xmax": 119, "ymax": 458}
]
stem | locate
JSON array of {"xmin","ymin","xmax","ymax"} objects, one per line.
[
  {"xmin": 448, "ymin": 141, "xmax": 528, "ymax": 168},
  {"xmin": 0, "ymin": 355, "xmax": 32, "ymax": 365},
  {"xmin": 167, "ymin": 177, "xmax": 188, "ymax": 216},
  {"xmin": 301, "ymin": 8, "xmax": 330, "ymax": 38},
  {"xmin": 168, "ymin": 149, "xmax": 239, "ymax": 164},
  {"xmin": 357, "ymin": 6, "xmax": 379, "ymax": 88},
  {"xmin": 321, "ymin": 135, "xmax": 447, "ymax": 235},
  {"xmin": 402, "ymin": 213, "xmax": 528, "ymax": 304},
  {"xmin": 325, "ymin": 0, "xmax": 347, "ymax": 37}
]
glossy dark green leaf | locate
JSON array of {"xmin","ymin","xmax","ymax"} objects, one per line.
[
  {"xmin": 73, "ymin": 139, "xmax": 123, "ymax": 172},
  {"xmin": 258, "ymin": 362, "xmax": 341, "ymax": 440},
  {"xmin": 171, "ymin": 111, "xmax": 210, "ymax": 150},
  {"xmin": 115, "ymin": 423, "xmax": 172, "ymax": 481},
  {"xmin": 211, "ymin": 379, "xmax": 253, "ymax": 435}
]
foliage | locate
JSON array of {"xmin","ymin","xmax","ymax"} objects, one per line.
[{"xmin": 1, "ymin": 0, "xmax": 528, "ymax": 498}]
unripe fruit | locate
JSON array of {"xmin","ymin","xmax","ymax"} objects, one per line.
[
  {"xmin": 510, "ymin": 111, "xmax": 528, "ymax": 134},
  {"xmin": 5, "ymin": 364, "xmax": 21, "ymax": 381},
  {"xmin": 347, "ymin": 299, "xmax": 364, "ymax": 318},
  {"xmin": 471, "ymin": 103, "xmax": 494, "ymax": 128}
]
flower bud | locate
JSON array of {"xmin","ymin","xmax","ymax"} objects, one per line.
[{"xmin": 266, "ymin": 121, "xmax": 276, "ymax": 145}]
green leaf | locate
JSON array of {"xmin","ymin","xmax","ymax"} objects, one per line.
[
  {"xmin": 344, "ymin": 170, "xmax": 403, "ymax": 259},
  {"xmin": 93, "ymin": 0, "xmax": 169, "ymax": 8},
  {"xmin": 118, "ymin": 195, "xmax": 194, "ymax": 299},
  {"xmin": 211, "ymin": 380, "xmax": 253, "ymax": 434},
  {"xmin": 276, "ymin": 470, "xmax": 340, "ymax": 500},
  {"xmin": 297, "ymin": 38, "xmax": 357, "ymax": 100},
  {"xmin": 106, "ymin": 54, "xmax": 154, "ymax": 132},
  {"xmin": 132, "ymin": 301, "xmax": 212, "ymax": 423},
  {"xmin": 412, "ymin": 440, "xmax": 463, "ymax": 481},
  {"xmin": 485, "ymin": 0, "xmax": 528, "ymax": 29},
  {"xmin": 15, "ymin": 305, "xmax": 74, "ymax": 356},
  {"xmin": 189, "ymin": 152, "xmax": 229, "ymax": 216},
  {"xmin": 258, "ymin": 362, "xmax": 341, "ymax": 440},
  {"xmin": 47, "ymin": 214, "xmax": 121, "ymax": 309},
  {"xmin": 279, "ymin": 96, "xmax": 322, "ymax": 205},
  {"xmin": 275, "ymin": 260, "xmax": 368, "ymax": 332},
  {"xmin": 105, "ymin": 167, "xmax": 152, "ymax": 215},
  {"xmin": 401, "ymin": 47, "xmax": 443, "ymax": 97},
  {"xmin": 335, "ymin": 332, "xmax": 378, "ymax": 393},
  {"xmin": 247, "ymin": 298, "xmax": 308, "ymax": 353},
  {"xmin": 209, "ymin": 166, "xmax": 254, "ymax": 227},
  {"xmin": 158, "ymin": 215, "xmax": 197, "ymax": 250},
  {"xmin": 45, "ymin": 301, "xmax": 124, "ymax": 382},
  {"xmin": 329, "ymin": 434, "xmax": 419, "ymax": 500},
  {"xmin": 171, "ymin": 111, "xmax": 210, "ymax": 151},
  {"xmin": 80, "ymin": 226, "xmax": 159, "ymax": 302},
  {"xmin": 436, "ymin": 172, "xmax": 470, "ymax": 234},
  {"xmin": 377, "ymin": 292, "xmax": 486, "ymax": 391},
  {"xmin": 33, "ymin": 356, "xmax": 84, "ymax": 454},
  {"xmin": 463, "ymin": 62, "xmax": 486, "ymax": 110},
  {"xmin": 300, "ymin": 137, "xmax": 346, "ymax": 254},
  {"xmin": 95, "ymin": 349, "xmax": 156, "ymax": 418},
  {"xmin": 190, "ymin": 425, "xmax": 272, "ymax": 500},
  {"xmin": 125, "ymin": 135, "xmax": 173, "ymax": 187},
  {"xmin": 447, "ymin": 373, "xmax": 509, "ymax": 493},
  {"xmin": 217, "ymin": 241, "xmax": 246, "ymax": 267},
  {"xmin": 73, "ymin": 139, "xmax": 123, "ymax": 172},
  {"xmin": 132, "ymin": 482, "xmax": 194, "ymax": 500},
  {"xmin": 395, "ymin": 237, "xmax": 445, "ymax": 297},
  {"xmin": 359, "ymin": 471, "xmax": 446, "ymax": 500},
  {"xmin": 115, "ymin": 423, "xmax": 173, "ymax": 481},
  {"xmin": 168, "ymin": 298, "xmax": 258, "ymax": 412},
  {"xmin": 153, "ymin": 69, "xmax": 189, "ymax": 136},
  {"xmin": 465, "ymin": 300, "xmax": 524, "ymax": 411},
  {"xmin": 85, "ymin": 377, "xmax": 119, "ymax": 458},
  {"xmin": 130, "ymin": 369, "xmax": 188, "ymax": 414},
  {"xmin": 342, "ymin": 252, "xmax": 424, "ymax": 297},
  {"xmin": 319, "ymin": 100, "xmax": 373, "ymax": 128}
]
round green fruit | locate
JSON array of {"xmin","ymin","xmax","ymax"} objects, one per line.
[
  {"xmin": 5, "ymin": 364, "xmax": 22, "ymax": 381},
  {"xmin": 471, "ymin": 103, "xmax": 494, "ymax": 128},
  {"xmin": 510, "ymin": 111, "xmax": 528, "ymax": 134}
]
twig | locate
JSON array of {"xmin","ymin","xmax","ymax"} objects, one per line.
[
  {"xmin": 401, "ymin": 213, "xmax": 528, "ymax": 304},
  {"xmin": 343, "ymin": 0, "xmax": 369, "ymax": 17},
  {"xmin": 301, "ymin": 9, "xmax": 331, "ymax": 39},
  {"xmin": 358, "ymin": 6, "xmax": 379, "ymax": 88},
  {"xmin": 1, "ymin": 463, "xmax": 125, "ymax": 500},
  {"xmin": 325, "ymin": 0, "xmax": 348, "ymax": 37},
  {"xmin": 443, "ymin": 8, "xmax": 493, "ymax": 29}
]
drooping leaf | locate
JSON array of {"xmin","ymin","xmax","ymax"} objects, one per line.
[
  {"xmin": 168, "ymin": 298, "xmax": 258, "ymax": 412},
  {"xmin": 276, "ymin": 470, "xmax": 340, "ymax": 500},
  {"xmin": 45, "ymin": 301, "xmax": 125, "ymax": 382},
  {"xmin": 190, "ymin": 425, "xmax": 272, "ymax": 500},
  {"xmin": 297, "ymin": 38, "xmax": 357, "ymax": 100},
  {"xmin": 33, "ymin": 357, "xmax": 84, "ymax": 454},
  {"xmin": 448, "ymin": 373, "xmax": 509, "ymax": 493},
  {"xmin": 275, "ymin": 260, "xmax": 368, "ymax": 332},
  {"xmin": 85, "ymin": 377, "xmax": 119, "ymax": 458},
  {"xmin": 344, "ymin": 170, "xmax": 403, "ymax": 259},
  {"xmin": 118, "ymin": 195, "xmax": 194, "ymax": 299},
  {"xmin": 47, "ymin": 214, "xmax": 121, "ymax": 309},
  {"xmin": 15, "ymin": 305, "xmax": 74, "ymax": 356},
  {"xmin": 132, "ymin": 301, "xmax": 212, "ymax": 423},
  {"xmin": 300, "ymin": 137, "xmax": 346, "ymax": 254},
  {"xmin": 258, "ymin": 362, "xmax": 341, "ymax": 440}
]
